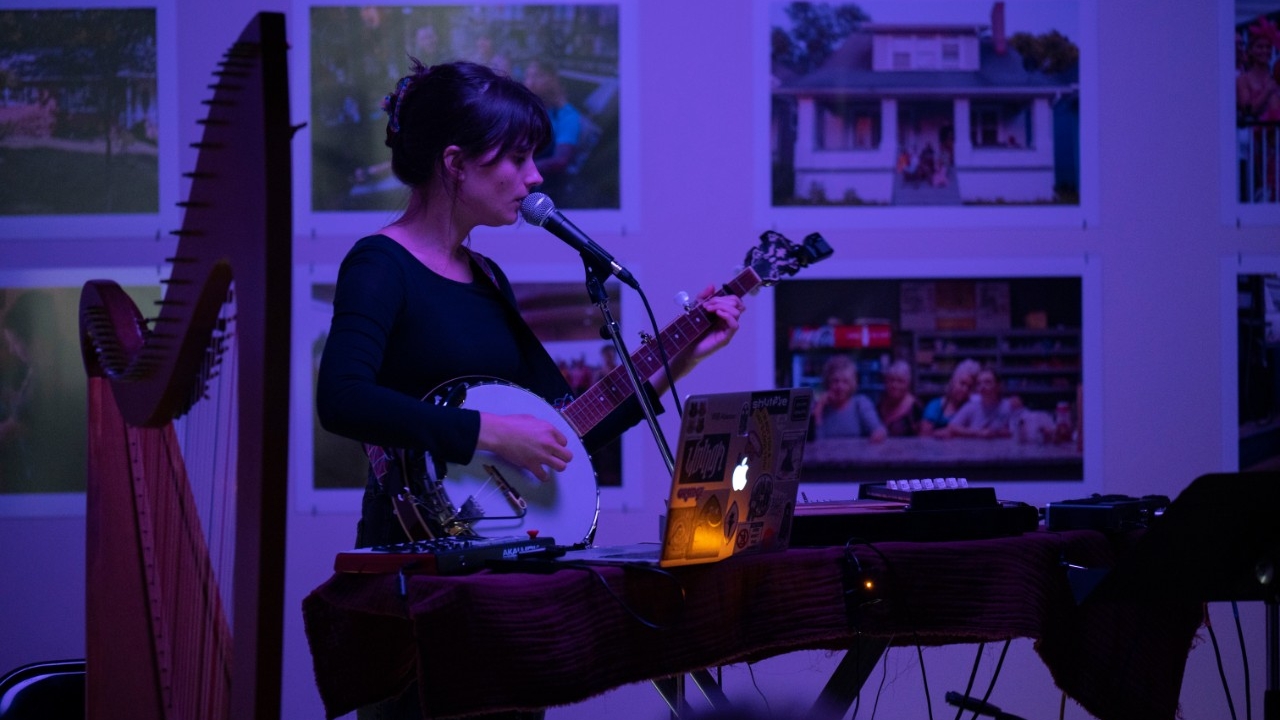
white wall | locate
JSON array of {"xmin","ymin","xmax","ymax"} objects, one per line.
[{"xmin": 1, "ymin": 1, "xmax": 1276, "ymax": 719}]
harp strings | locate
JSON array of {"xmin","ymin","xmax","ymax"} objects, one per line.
[
  {"xmin": 165, "ymin": 281, "xmax": 238, "ymax": 718},
  {"xmin": 174, "ymin": 281, "xmax": 239, "ymax": 602}
]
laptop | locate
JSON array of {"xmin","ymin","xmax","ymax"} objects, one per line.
[{"xmin": 560, "ymin": 387, "xmax": 813, "ymax": 568}]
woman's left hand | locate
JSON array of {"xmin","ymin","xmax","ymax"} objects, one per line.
[
  {"xmin": 648, "ymin": 285, "xmax": 746, "ymax": 392},
  {"xmin": 687, "ymin": 284, "xmax": 745, "ymax": 362}
]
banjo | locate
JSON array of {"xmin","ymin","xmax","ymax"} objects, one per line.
[{"xmin": 372, "ymin": 230, "xmax": 832, "ymax": 547}]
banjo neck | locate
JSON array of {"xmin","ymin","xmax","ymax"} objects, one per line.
[{"xmin": 559, "ymin": 266, "xmax": 763, "ymax": 437}]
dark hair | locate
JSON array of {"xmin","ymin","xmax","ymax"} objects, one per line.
[{"xmin": 383, "ymin": 59, "xmax": 552, "ymax": 188}]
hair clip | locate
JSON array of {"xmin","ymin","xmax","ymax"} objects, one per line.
[{"xmin": 382, "ymin": 75, "xmax": 413, "ymax": 134}]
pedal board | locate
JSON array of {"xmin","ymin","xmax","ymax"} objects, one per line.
[{"xmin": 1044, "ymin": 494, "xmax": 1169, "ymax": 532}]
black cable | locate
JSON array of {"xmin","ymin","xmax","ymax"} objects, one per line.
[
  {"xmin": 944, "ymin": 691, "xmax": 1027, "ymax": 720},
  {"xmin": 842, "ymin": 640, "xmax": 862, "ymax": 720},
  {"xmin": 916, "ymin": 643, "xmax": 935, "ymax": 720},
  {"xmin": 1232, "ymin": 601, "xmax": 1253, "ymax": 720},
  {"xmin": 575, "ymin": 562, "xmax": 688, "ymax": 630},
  {"xmin": 970, "ymin": 639, "xmax": 1011, "ymax": 720},
  {"xmin": 484, "ymin": 559, "xmax": 687, "ymax": 630},
  {"xmin": 868, "ymin": 644, "xmax": 892, "ymax": 720},
  {"xmin": 640, "ymin": 280, "xmax": 747, "ymax": 421},
  {"xmin": 849, "ymin": 632, "xmax": 897, "ymax": 720},
  {"xmin": 955, "ymin": 643, "xmax": 987, "ymax": 720},
  {"xmin": 844, "ymin": 538, "xmax": 933, "ymax": 720},
  {"xmin": 1205, "ymin": 605, "xmax": 1241, "ymax": 720},
  {"xmin": 744, "ymin": 661, "xmax": 772, "ymax": 716},
  {"xmin": 841, "ymin": 542, "xmax": 871, "ymax": 720},
  {"xmin": 636, "ymin": 287, "xmax": 683, "ymax": 418}
]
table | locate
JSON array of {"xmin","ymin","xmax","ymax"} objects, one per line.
[
  {"xmin": 802, "ymin": 436, "xmax": 1084, "ymax": 481},
  {"xmin": 302, "ymin": 528, "xmax": 1202, "ymax": 720}
]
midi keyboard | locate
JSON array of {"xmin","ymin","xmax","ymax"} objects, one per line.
[
  {"xmin": 792, "ymin": 481, "xmax": 1040, "ymax": 544},
  {"xmin": 334, "ymin": 535, "xmax": 558, "ymax": 575}
]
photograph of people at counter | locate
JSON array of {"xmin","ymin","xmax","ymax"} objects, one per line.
[{"xmin": 776, "ymin": 276, "xmax": 1083, "ymax": 482}]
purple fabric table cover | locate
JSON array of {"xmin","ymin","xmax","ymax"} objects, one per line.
[{"xmin": 303, "ymin": 529, "xmax": 1203, "ymax": 719}]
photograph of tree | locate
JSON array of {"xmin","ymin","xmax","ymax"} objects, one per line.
[
  {"xmin": 309, "ymin": 3, "xmax": 621, "ymax": 213},
  {"xmin": 1234, "ymin": 1, "xmax": 1280, "ymax": 205},
  {"xmin": 0, "ymin": 9, "xmax": 160, "ymax": 215},
  {"xmin": 769, "ymin": 0, "xmax": 1080, "ymax": 207},
  {"xmin": 307, "ymin": 282, "xmax": 369, "ymax": 491},
  {"xmin": 1, "ymin": 283, "xmax": 160, "ymax": 494}
]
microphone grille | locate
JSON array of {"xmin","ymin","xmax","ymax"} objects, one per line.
[{"xmin": 519, "ymin": 192, "xmax": 554, "ymax": 226}]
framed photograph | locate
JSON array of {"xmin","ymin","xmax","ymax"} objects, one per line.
[
  {"xmin": 756, "ymin": 0, "xmax": 1097, "ymax": 229},
  {"xmin": 292, "ymin": 262, "xmax": 647, "ymax": 516},
  {"xmin": 0, "ymin": 267, "xmax": 162, "ymax": 517},
  {"xmin": 762, "ymin": 256, "xmax": 1101, "ymax": 495},
  {"xmin": 1223, "ymin": 0, "xmax": 1280, "ymax": 225},
  {"xmin": 291, "ymin": 0, "xmax": 639, "ymax": 240},
  {"xmin": 0, "ymin": 1, "xmax": 179, "ymax": 239},
  {"xmin": 1221, "ymin": 254, "xmax": 1280, "ymax": 471}
]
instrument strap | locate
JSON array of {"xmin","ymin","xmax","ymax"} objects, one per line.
[
  {"xmin": 463, "ymin": 246, "xmax": 502, "ymax": 295},
  {"xmin": 463, "ymin": 246, "xmax": 573, "ymax": 409}
]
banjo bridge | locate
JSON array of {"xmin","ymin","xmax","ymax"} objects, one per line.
[{"xmin": 481, "ymin": 463, "xmax": 529, "ymax": 512}]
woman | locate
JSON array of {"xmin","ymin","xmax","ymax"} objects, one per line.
[
  {"xmin": 317, "ymin": 59, "xmax": 745, "ymax": 544},
  {"xmin": 919, "ymin": 358, "xmax": 979, "ymax": 437},
  {"xmin": 876, "ymin": 359, "xmax": 922, "ymax": 437},
  {"xmin": 810, "ymin": 354, "xmax": 886, "ymax": 442},
  {"xmin": 944, "ymin": 367, "xmax": 1017, "ymax": 439},
  {"xmin": 316, "ymin": 58, "xmax": 745, "ymax": 720}
]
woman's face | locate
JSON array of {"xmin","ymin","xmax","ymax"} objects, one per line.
[
  {"xmin": 948, "ymin": 373, "xmax": 974, "ymax": 402},
  {"xmin": 523, "ymin": 62, "xmax": 555, "ymax": 98},
  {"xmin": 975, "ymin": 370, "xmax": 999, "ymax": 401},
  {"xmin": 1249, "ymin": 35, "xmax": 1274, "ymax": 68},
  {"xmin": 884, "ymin": 371, "xmax": 910, "ymax": 399},
  {"xmin": 456, "ymin": 145, "xmax": 543, "ymax": 227},
  {"xmin": 825, "ymin": 369, "xmax": 856, "ymax": 405}
]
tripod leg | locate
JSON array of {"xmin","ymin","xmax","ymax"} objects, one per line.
[
  {"xmin": 809, "ymin": 637, "xmax": 890, "ymax": 719},
  {"xmin": 1267, "ymin": 600, "xmax": 1278, "ymax": 720}
]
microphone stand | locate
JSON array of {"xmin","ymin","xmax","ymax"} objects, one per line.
[
  {"xmin": 581, "ymin": 260, "xmax": 683, "ymax": 717},
  {"xmin": 581, "ymin": 261, "xmax": 675, "ymax": 475}
]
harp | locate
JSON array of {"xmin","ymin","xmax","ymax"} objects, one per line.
[{"xmin": 78, "ymin": 12, "xmax": 291, "ymax": 720}]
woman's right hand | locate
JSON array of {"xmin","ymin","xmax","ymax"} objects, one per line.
[
  {"xmin": 810, "ymin": 390, "xmax": 836, "ymax": 430},
  {"xmin": 476, "ymin": 412, "xmax": 572, "ymax": 482}
]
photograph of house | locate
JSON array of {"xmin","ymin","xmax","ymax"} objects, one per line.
[
  {"xmin": 1234, "ymin": 2, "xmax": 1280, "ymax": 204},
  {"xmin": 770, "ymin": 1, "xmax": 1080, "ymax": 206},
  {"xmin": 0, "ymin": 9, "xmax": 160, "ymax": 215}
]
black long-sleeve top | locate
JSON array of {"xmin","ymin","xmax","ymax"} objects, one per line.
[{"xmin": 316, "ymin": 234, "xmax": 648, "ymax": 465}]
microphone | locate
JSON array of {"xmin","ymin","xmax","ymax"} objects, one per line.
[
  {"xmin": 943, "ymin": 692, "xmax": 1027, "ymax": 720},
  {"xmin": 519, "ymin": 192, "xmax": 638, "ymax": 289}
]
